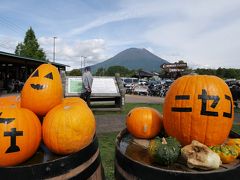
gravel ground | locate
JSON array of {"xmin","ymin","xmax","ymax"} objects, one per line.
[
  {"xmin": 125, "ymin": 94, "xmax": 165, "ymax": 104},
  {"xmin": 95, "ymin": 114, "xmax": 126, "ymax": 134}
]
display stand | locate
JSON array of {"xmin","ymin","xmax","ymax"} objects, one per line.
[{"xmin": 65, "ymin": 76, "xmax": 124, "ymax": 111}]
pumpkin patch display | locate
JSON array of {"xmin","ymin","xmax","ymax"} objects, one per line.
[
  {"xmin": 42, "ymin": 102, "xmax": 96, "ymax": 155},
  {"xmin": 126, "ymin": 107, "xmax": 162, "ymax": 139},
  {"xmin": 0, "ymin": 107, "xmax": 41, "ymax": 167},
  {"xmin": 21, "ymin": 63, "xmax": 63, "ymax": 116},
  {"xmin": 163, "ymin": 75, "xmax": 234, "ymax": 146}
]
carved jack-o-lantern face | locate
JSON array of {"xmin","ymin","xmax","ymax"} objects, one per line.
[
  {"xmin": 21, "ymin": 64, "xmax": 63, "ymax": 116},
  {"xmin": 30, "ymin": 69, "xmax": 53, "ymax": 90},
  {"xmin": 0, "ymin": 107, "xmax": 41, "ymax": 167}
]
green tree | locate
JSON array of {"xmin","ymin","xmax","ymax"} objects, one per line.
[
  {"xmin": 195, "ymin": 68, "xmax": 216, "ymax": 75},
  {"xmin": 223, "ymin": 69, "xmax": 237, "ymax": 79},
  {"xmin": 193, "ymin": 68, "xmax": 240, "ymax": 79},
  {"xmin": 216, "ymin": 67, "xmax": 225, "ymax": 78},
  {"xmin": 95, "ymin": 67, "xmax": 106, "ymax": 76},
  {"xmin": 67, "ymin": 69, "xmax": 82, "ymax": 76},
  {"xmin": 15, "ymin": 27, "xmax": 47, "ymax": 60},
  {"xmin": 104, "ymin": 66, "xmax": 134, "ymax": 77}
]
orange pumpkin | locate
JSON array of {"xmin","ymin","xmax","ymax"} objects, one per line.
[
  {"xmin": 0, "ymin": 107, "xmax": 41, "ymax": 167},
  {"xmin": 0, "ymin": 95, "xmax": 21, "ymax": 108},
  {"xmin": 126, "ymin": 107, "xmax": 162, "ymax": 139},
  {"xmin": 42, "ymin": 102, "xmax": 96, "ymax": 155},
  {"xmin": 62, "ymin": 97, "xmax": 87, "ymax": 106},
  {"xmin": 21, "ymin": 63, "xmax": 63, "ymax": 116},
  {"xmin": 163, "ymin": 75, "xmax": 234, "ymax": 146}
]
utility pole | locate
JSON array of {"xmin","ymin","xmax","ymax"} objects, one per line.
[
  {"xmin": 81, "ymin": 56, "xmax": 86, "ymax": 67},
  {"xmin": 53, "ymin": 36, "xmax": 57, "ymax": 62}
]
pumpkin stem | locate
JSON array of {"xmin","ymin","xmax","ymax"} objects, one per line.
[{"xmin": 162, "ymin": 137, "xmax": 167, "ymax": 144}]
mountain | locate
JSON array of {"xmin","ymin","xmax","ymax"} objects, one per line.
[{"xmin": 91, "ymin": 48, "xmax": 169, "ymax": 72}]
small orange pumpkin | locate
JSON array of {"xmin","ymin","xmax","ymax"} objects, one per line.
[
  {"xmin": 126, "ymin": 107, "xmax": 162, "ymax": 139},
  {"xmin": 226, "ymin": 138, "xmax": 240, "ymax": 157},
  {"xmin": 0, "ymin": 95, "xmax": 21, "ymax": 108},
  {"xmin": 0, "ymin": 107, "xmax": 41, "ymax": 167},
  {"xmin": 163, "ymin": 75, "xmax": 234, "ymax": 146},
  {"xmin": 21, "ymin": 63, "xmax": 63, "ymax": 116},
  {"xmin": 42, "ymin": 102, "xmax": 96, "ymax": 155}
]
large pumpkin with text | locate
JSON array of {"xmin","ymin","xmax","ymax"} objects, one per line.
[
  {"xmin": 0, "ymin": 107, "xmax": 41, "ymax": 167},
  {"xmin": 163, "ymin": 75, "xmax": 234, "ymax": 146},
  {"xmin": 21, "ymin": 64, "xmax": 63, "ymax": 116},
  {"xmin": 42, "ymin": 102, "xmax": 96, "ymax": 155}
]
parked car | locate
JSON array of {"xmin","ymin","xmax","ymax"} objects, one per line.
[
  {"xmin": 138, "ymin": 79, "xmax": 148, "ymax": 86},
  {"xmin": 121, "ymin": 78, "xmax": 138, "ymax": 88}
]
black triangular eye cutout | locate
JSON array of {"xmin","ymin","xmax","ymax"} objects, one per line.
[
  {"xmin": 44, "ymin": 72, "xmax": 53, "ymax": 80},
  {"xmin": 31, "ymin": 70, "xmax": 39, "ymax": 77}
]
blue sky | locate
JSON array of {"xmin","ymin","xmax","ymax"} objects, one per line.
[{"xmin": 1, "ymin": 0, "xmax": 240, "ymax": 70}]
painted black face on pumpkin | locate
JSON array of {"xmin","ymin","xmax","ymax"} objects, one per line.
[
  {"xmin": 0, "ymin": 112, "xmax": 15, "ymax": 124},
  {"xmin": 30, "ymin": 70, "xmax": 53, "ymax": 90}
]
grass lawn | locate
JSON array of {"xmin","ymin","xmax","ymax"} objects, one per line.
[
  {"xmin": 96, "ymin": 103, "xmax": 163, "ymax": 180},
  {"xmin": 97, "ymin": 132, "xmax": 119, "ymax": 180}
]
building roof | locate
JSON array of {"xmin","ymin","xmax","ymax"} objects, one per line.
[{"xmin": 0, "ymin": 51, "xmax": 69, "ymax": 68}]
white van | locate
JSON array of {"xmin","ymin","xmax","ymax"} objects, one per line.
[{"xmin": 121, "ymin": 77, "xmax": 138, "ymax": 88}]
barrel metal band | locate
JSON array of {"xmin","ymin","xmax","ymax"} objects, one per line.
[
  {"xmin": 0, "ymin": 135, "xmax": 99, "ymax": 179},
  {"xmin": 115, "ymin": 146, "xmax": 240, "ymax": 180}
]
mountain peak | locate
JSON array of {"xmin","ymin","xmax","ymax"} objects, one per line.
[
  {"xmin": 120, "ymin": 47, "xmax": 151, "ymax": 55},
  {"xmin": 91, "ymin": 48, "xmax": 169, "ymax": 72}
]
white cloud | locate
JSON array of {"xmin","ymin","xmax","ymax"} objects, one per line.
[
  {"xmin": 143, "ymin": 0, "xmax": 240, "ymax": 68},
  {"xmin": 66, "ymin": 1, "xmax": 169, "ymax": 37},
  {"xmin": 145, "ymin": 47, "xmax": 154, "ymax": 54},
  {"xmin": 38, "ymin": 37, "xmax": 107, "ymax": 70},
  {"xmin": 0, "ymin": 35, "xmax": 107, "ymax": 71},
  {"xmin": 0, "ymin": 35, "xmax": 21, "ymax": 52},
  {"xmin": 1, "ymin": 0, "xmax": 240, "ymax": 70},
  {"xmin": 67, "ymin": 11, "xmax": 142, "ymax": 37}
]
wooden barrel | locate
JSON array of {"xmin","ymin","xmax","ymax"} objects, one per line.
[
  {"xmin": 115, "ymin": 129, "xmax": 240, "ymax": 180},
  {"xmin": 0, "ymin": 135, "xmax": 104, "ymax": 180}
]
